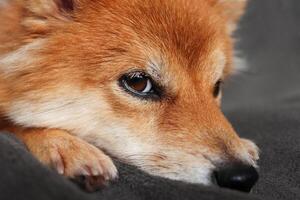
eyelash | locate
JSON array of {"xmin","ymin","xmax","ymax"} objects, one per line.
[{"xmin": 119, "ymin": 71, "xmax": 163, "ymax": 100}]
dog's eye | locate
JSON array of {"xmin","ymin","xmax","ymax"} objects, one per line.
[
  {"xmin": 213, "ymin": 80, "xmax": 223, "ymax": 98},
  {"xmin": 119, "ymin": 71, "xmax": 161, "ymax": 100}
]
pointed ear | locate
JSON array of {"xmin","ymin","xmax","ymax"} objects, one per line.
[{"xmin": 211, "ymin": 0, "xmax": 248, "ymax": 33}]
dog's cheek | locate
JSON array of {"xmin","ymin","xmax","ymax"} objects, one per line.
[{"xmin": 6, "ymin": 88, "xmax": 110, "ymax": 133}]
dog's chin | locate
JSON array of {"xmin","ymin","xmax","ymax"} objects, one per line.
[
  {"xmin": 128, "ymin": 151, "xmax": 215, "ymax": 186},
  {"xmin": 143, "ymin": 167, "xmax": 214, "ymax": 186}
]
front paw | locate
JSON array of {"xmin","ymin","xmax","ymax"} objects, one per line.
[
  {"xmin": 49, "ymin": 137, "xmax": 118, "ymax": 191},
  {"xmin": 23, "ymin": 129, "xmax": 118, "ymax": 191}
]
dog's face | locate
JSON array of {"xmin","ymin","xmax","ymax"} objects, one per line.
[{"xmin": 1, "ymin": 0, "xmax": 258, "ymax": 187}]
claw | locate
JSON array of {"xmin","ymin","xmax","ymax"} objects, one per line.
[{"xmin": 50, "ymin": 150, "xmax": 65, "ymax": 175}]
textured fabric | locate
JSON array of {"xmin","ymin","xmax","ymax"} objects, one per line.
[
  {"xmin": 223, "ymin": 0, "xmax": 300, "ymax": 199},
  {"xmin": 0, "ymin": 133, "xmax": 263, "ymax": 200},
  {"xmin": 0, "ymin": 0, "xmax": 299, "ymax": 199}
]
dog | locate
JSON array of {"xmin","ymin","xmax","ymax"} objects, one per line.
[{"xmin": 0, "ymin": 0, "xmax": 259, "ymax": 192}]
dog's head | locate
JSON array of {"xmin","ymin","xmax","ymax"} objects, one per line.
[{"xmin": 1, "ymin": 0, "xmax": 258, "ymax": 192}]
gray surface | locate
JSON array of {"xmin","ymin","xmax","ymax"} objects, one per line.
[
  {"xmin": 223, "ymin": 0, "xmax": 300, "ymax": 199},
  {"xmin": 0, "ymin": 0, "xmax": 299, "ymax": 200},
  {"xmin": 0, "ymin": 133, "xmax": 262, "ymax": 200},
  {"xmin": 224, "ymin": 0, "xmax": 300, "ymax": 108}
]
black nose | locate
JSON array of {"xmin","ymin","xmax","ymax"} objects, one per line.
[{"xmin": 214, "ymin": 164, "xmax": 259, "ymax": 193}]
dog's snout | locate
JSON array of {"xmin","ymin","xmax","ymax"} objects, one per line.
[{"xmin": 214, "ymin": 164, "xmax": 259, "ymax": 193}]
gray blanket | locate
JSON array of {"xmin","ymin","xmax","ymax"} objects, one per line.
[{"xmin": 0, "ymin": 0, "xmax": 299, "ymax": 199}]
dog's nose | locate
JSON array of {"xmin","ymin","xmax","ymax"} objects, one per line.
[{"xmin": 214, "ymin": 164, "xmax": 259, "ymax": 193}]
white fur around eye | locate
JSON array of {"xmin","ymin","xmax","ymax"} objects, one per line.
[{"xmin": 142, "ymin": 79, "xmax": 152, "ymax": 93}]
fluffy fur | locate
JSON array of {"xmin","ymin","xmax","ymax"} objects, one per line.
[{"xmin": 0, "ymin": 0, "xmax": 258, "ymax": 190}]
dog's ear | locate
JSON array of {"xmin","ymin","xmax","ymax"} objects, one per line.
[
  {"xmin": 21, "ymin": 0, "xmax": 81, "ymax": 34},
  {"xmin": 209, "ymin": 0, "xmax": 248, "ymax": 33},
  {"xmin": 25, "ymin": 0, "xmax": 77, "ymax": 18}
]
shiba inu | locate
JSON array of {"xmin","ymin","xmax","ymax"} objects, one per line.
[{"xmin": 0, "ymin": 0, "xmax": 259, "ymax": 192}]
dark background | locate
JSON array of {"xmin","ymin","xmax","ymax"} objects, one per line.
[
  {"xmin": 0, "ymin": 0, "xmax": 299, "ymax": 200},
  {"xmin": 223, "ymin": 0, "xmax": 300, "ymax": 199},
  {"xmin": 224, "ymin": 0, "xmax": 300, "ymax": 108}
]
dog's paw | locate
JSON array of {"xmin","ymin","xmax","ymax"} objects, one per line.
[
  {"xmin": 22, "ymin": 129, "xmax": 118, "ymax": 191},
  {"xmin": 49, "ymin": 137, "xmax": 118, "ymax": 191}
]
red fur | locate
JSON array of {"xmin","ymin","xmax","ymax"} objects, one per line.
[{"xmin": 0, "ymin": 0, "xmax": 257, "ymax": 188}]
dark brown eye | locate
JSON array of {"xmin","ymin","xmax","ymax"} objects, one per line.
[
  {"xmin": 213, "ymin": 80, "xmax": 222, "ymax": 98},
  {"xmin": 119, "ymin": 71, "xmax": 161, "ymax": 99}
]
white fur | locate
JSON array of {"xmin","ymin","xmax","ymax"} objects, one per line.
[
  {"xmin": 88, "ymin": 123, "xmax": 215, "ymax": 184},
  {"xmin": 7, "ymin": 88, "xmax": 108, "ymax": 133},
  {"xmin": 147, "ymin": 59, "xmax": 162, "ymax": 81},
  {"xmin": 0, "ymin": 40, "xmax": 45, "ymax": 75},
  {"xmin": 210, "ymin": 49, "xmax": 226, "ymax": 82}
]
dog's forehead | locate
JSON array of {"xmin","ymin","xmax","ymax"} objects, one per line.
[
  {"xmin": 87, "ymin": 0, "xmax": 227, "ymax": 56},
  {"xmin": 129, "ymin": 1, "xmax": 224, "ymax": 56},
  {"xmin": 121, "ymin": 0, "xmax": 229, "ymax": 82},
  {"xmin": 80, "ymin": 0, "xmax": 231, "ymax": 84},
  {"xmin": 144, "ymin": 47, "xmax": 227, "ymax": 91}
]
